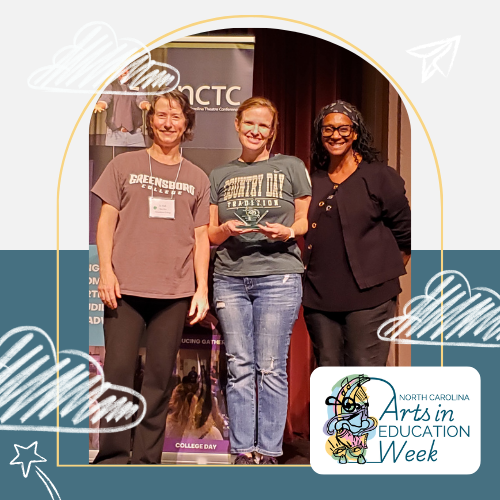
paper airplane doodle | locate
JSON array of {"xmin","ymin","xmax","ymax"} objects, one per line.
[
  {"xmin": 27, "ymin": 21, "xmax": 180, "ymax": 95},
  {"xmin": 0, "ymin": 326, "xmax": 146, "ymax": 432},
  {"xmin": 407, "ymin": 36, "xmax": 460, "ymax": 83},
  {"xmin": 378, "ymin": 270, "xmax": 500, "ymax": 347},
  {"xmin": 10, "ymin": 441, "xmax": 61, "ymax": 499}
]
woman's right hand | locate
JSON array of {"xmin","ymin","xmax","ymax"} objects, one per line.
[
  {"xmin": 93, "ymin": 102, "xmax": 106, "ymax": 113},
  {"xmin": 98, "ymin": 270, "xmax": 122, "ymax": 309},
  {"xmin": 222, "ymin": 220, "xmax": 258, "ymax": 236},
  {"xmin": 208, "ymin": 206, "xmax": 257, "ymax": 245}
]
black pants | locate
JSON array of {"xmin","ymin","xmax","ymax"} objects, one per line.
[
  {"xmin": 303, "ymin": 298, "xmax": 396, "ymax": 367},
  {"xmin": 94, "ymin": 294, "xmax": 190, "ymax": 465}
]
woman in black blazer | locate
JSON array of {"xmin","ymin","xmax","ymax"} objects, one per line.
[{"xmin": 302, "ymin": 100, "xmax": 411, "ymax": 366}]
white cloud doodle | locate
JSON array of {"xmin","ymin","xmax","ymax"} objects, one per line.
[
  {"xmin": 27, "ymin": 21, "xmax": 179, "ymax": 95},
  {"xmin": 407, "ymin": 36, "xmax": 460, "ymax": 83},
  {"xmin": 0, "ymin": 326, "xmax": 146, "ymax": 433},
  {"xmin": 378, "ymin": 270, "xmax": 500, "ymax": 347}
]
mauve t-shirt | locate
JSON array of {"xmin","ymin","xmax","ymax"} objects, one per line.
[{"xmin": 91, "ymin": 150, "xmax": 210, "ymax": 299}]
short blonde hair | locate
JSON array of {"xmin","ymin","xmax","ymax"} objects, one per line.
[{"xmin": 236, "ymin": 97, "xmax": 279, "ymax": 150}]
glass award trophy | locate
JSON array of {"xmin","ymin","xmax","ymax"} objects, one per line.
[{"xmin": 234, "ymin": 207, "xmax": 269, "ymax": 229}]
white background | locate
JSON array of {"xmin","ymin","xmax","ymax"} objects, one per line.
[
  {"xmin": 310, "ymin": 367, "xmax": 480, "ymax": 474},
  {"xmin": 1, "ymin": 1, "xmax": 498, "ymax": 250}
]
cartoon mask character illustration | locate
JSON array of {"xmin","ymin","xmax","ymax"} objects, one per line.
[{"xmin": 324, "ymin": 374, "xmax": 378, "ymax": 464}]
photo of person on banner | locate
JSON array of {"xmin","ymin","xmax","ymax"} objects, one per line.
[
  {"xmin": 93, "ymin": 69, "xmax": 151, "ymax": 147},
  {"xmin": 302, "ymin": 100, "xmax": 411, "ymax": 367},
  {"xmin": 208, "ymin": 96, "xmax": 312, "ymax": 464},
  {"xmin": 91, "ymin": 90, "xmax": 211, "ymax": 465},
  {"xmin": 165, "ymin": 367, "xmax": 225, "ymax": 441}
]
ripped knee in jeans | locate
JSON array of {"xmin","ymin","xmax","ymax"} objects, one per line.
[{"xmin": 259, "ymin": 356, "xmax": 276, "ymax": 389}]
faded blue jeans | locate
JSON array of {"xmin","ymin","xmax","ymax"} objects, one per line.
[{"xmin": 213, "ymin": 273, "xmax": 302, "ymax": 457}]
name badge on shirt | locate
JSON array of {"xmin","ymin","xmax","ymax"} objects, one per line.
[{"xmin": 149, "ymin": 197, "xmax": 175, "ymax": 219}]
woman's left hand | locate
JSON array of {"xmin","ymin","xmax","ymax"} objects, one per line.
[
  {"xmin": 188, "ymin": 289, "xmax": 209, "ymax": 325},
  {"xmin": 257, "ymin": 222, "xmax": 293, "ymax": 241}
]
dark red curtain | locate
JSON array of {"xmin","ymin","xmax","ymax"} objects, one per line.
[{"xmin": 252, "ymin": 29, "xmax": 364, "ymax": 162}]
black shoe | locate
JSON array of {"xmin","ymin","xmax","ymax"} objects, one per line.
[
  {"xmin": 259, "ymin": 455, "xmax": 278, "ymax": 465},
  {"xmin": 234, "ymin": 454, "xmax": 255, "ymax": 465}
]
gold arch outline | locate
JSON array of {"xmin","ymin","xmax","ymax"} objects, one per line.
[{"xmin": 56, "ymin": 15, "xmax": 444, "ymax": 467}]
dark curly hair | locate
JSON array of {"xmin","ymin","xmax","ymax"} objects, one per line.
[
  {"xmin": 146, "ymin": 90, "xmax": 195, "ymax": 142},
  {"xmin": 311, "ymin": 100, "xmax": 379, "ymax": 172}
]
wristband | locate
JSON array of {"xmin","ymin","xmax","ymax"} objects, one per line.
[{"xmin": 284, "ymin": 227, "xmax": 295, "ymax": 241}]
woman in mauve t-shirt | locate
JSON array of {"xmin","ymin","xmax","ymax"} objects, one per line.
[
  {"xmin": 208, "ymin": 97, "xmax": 312, "ymax": 465},
  {"xmin": 91, "ymin": 90, "xmax": 210, "ymax": 465}
]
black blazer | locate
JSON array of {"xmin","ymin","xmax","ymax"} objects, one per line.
[{"xmin": 303, "ymin": 161, "xmax": 411, "ymax": 289}]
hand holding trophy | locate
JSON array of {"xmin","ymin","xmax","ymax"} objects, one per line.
[
  {"xmin": 257, "ymin": 222, "xmax": 294, "ymax": 241},
  {"xmin": 231, "ymin": 207, "xmax": 293, "ymax": 241},
  {"xmin": 234, "ymin": 207, "xmax": 269, "ymax": 229},
  {"xmin": 222, "ymin": 219, "xmax": 259, "ymax": 236}
]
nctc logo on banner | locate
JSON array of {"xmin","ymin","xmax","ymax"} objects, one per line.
[
  {"xmin": 178, "ymin": 85, "xmax": 242, "ymax": 110},
  {"xmin": 310, "ymin": 367, "xmax": 480, "ymax": 475}
]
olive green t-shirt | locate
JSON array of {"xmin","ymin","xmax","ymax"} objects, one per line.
[{"xmin": 209, "ymin": 154, "xmax": 311, "ymax": 276}]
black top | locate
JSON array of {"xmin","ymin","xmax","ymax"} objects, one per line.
[
  {"xmin": 302, "ymin": 162, "xmax": 410, "ymax": 311},
  {"xmin": 302, "ymin": 179, "xmax": 400, "ymax": 312}
]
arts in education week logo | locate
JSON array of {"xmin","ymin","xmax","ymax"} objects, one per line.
[{"xmin": 311, "ymin": 367, "xmax": 480, "ymax": 475}]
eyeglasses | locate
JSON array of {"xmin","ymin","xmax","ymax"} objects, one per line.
[{"xmin": 321, "ymin": 125, "xmax": 354, "ymax": 138}]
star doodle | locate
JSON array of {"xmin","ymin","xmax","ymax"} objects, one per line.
[{"xmin": 10, "ymin": 441, "xmax": 47, "ymax": 478}]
